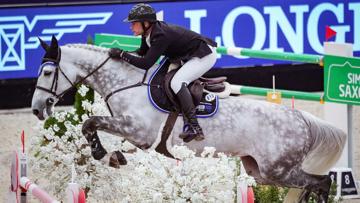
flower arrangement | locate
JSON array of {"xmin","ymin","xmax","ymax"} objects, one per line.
[{"xmin": 28, "ymin": 85, "xmax": 256, "ymax": 202}]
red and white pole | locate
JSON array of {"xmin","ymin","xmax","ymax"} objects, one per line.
[{"xmin": 20, "ymin": 177, "xmax": 59, "ymax": 203}]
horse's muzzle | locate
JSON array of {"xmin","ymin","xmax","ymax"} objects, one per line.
[
  {"xmin": 32, "ymin": 109, "xmax": 39, "ymax": 116},
  {"xmin": 32, "ymin": 108, "xmax": 45, "ymax": 120}
]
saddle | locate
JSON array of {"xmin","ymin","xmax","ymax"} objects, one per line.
[
  {"xmin": 148, "ymin": 58, "xmax": 226, "ymax": 117},
  {"xmin": 149, "ymin": 58, "xmax": 227, "ymax": 156}
]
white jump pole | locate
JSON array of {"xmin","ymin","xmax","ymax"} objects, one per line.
[{"xmin": 20, "ymin": 177, "xmax": 59, "ymax": 203}]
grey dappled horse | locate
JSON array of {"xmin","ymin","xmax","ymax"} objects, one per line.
[{"xmin": 31, "ymin": 37, "xmax": 346, "ymax": 202}]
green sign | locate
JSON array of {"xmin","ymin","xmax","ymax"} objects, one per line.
[
  {"xmin": 94, "ymin": 33, "xmax": 141, "ymax": 51},
  {"xmin": 95, "ymin": 33, "xmax": 164, "ymax": 64},
  {"xmin": 324, "ymin": 55, "xmax": 360, "ymax": 105}
]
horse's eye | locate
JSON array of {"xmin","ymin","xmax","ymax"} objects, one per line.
[{"xmin": 43, "ymin": 70, "xmax": 52, "ymax": 76}]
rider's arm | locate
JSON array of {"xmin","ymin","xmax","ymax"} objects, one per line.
[{"xmin": 121, "ymin": 33, "xmax": 169, "ymax": 70}]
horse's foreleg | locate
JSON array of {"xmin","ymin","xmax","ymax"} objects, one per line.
[
  {"xmin": 82, "ymin": 117, "xmax": 107, "ymax": 160},
  {"xmin": 82, "ymin": 116, "xmax": 128, "ymax": 167}
]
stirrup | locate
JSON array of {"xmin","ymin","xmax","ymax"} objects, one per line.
[
  {"xmin": 179, "ymin": 124, "xmax": 204, "ymax": 141},
  {"xmin": 179, "ymin": 124, "xmax": 191, "ymax": 139},
  {"xmin": 193, "ymin": 125, "xmax": 205, "ymax": 141}
]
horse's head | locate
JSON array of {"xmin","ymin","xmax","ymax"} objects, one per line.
[{"xmin": 31, "ymin": 36, "xmax": 77, "ymax": 120}]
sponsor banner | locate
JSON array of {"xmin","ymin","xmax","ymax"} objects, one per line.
[{"xmin": 0, "ymin": 0, "xmax": 359, "ymax": 79}]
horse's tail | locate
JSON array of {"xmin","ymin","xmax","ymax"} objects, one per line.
[
  {"xmin": 284, "ymin": 111, "xmax": 347, "ymax": 203},
  {"xmin": 300, "ymin": 111, "xmax": 347, "ymax": 175}
]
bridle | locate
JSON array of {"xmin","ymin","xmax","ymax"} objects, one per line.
[
  {"xmin": 35, "ymin": 46, "xmax": 154, "ymax": 116},
  {"xmin": 36, "ymin": 47, "xmax": 111, "ymax": 105}
]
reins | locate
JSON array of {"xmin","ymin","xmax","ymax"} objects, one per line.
[{"xmin": 104, "ymin": 69, "xmax": 162, "ymax": 116}]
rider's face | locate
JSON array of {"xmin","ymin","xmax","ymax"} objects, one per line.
[{"xmin": 130, "ymin": 22, "xmax": 143, "ymax": 36}]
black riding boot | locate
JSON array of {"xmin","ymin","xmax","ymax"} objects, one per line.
[{"xmin": 177, "ymin": 83, "xmax": 204, "ymax": 142}]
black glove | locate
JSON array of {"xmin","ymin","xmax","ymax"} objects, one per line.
[{"xmin": 108, "ymin": 48, "xmax": 124, "ymax": 59}]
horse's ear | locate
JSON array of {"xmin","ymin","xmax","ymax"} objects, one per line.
[
  {"xmin": 38, "ymin": 37, "xmax": 49, "ymax": 51},
  {"xmin": 50, "ymin": 35, "xmax": 58, "ymax": 49}
]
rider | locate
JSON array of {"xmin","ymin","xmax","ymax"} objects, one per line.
[{"xmin": 108, "ymin": 3, "xmax": 217, "ymax": 142}]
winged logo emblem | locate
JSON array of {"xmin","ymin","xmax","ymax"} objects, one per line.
[{"xmin": 0, "ymin": 12, "xmax": 113, "ymax": 71}]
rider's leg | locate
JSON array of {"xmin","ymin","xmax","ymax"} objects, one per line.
[
  {"xmin": 171, "ymin": 46, "xmax": 217, "ymax": 141},
  {"xmin": 176, "ymin": 83, "xmax": 204, "ymax": 141}
]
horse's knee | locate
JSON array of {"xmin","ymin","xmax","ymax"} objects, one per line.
[{"xmin": 82, "ymin": 116, "xmax": 99, "ymax": 134}]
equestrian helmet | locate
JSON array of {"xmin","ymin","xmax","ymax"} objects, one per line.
[{"xmin": 124, "ymin": 3, "xmax": 157, "ymax": 22}]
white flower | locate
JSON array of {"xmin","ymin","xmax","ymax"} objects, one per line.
[
  {"xmin": 29, "ymin": 91, "xmax": 246, "ymax": 202},
  {"xmin": 73, "ymin": 114, "xmax": 79, "ymax": 121},
  {"xmin": 152, "ymin": 192, "xmax": 163, "ymax": 202},
  {"xmin": 81, "ymin": 100, "xmax": 93, "ymax": 112},
  {"xmin": 121, "ymin": 141, "xmax": 136, "ymax": 152},
  {"xmin": 57, "ymin": 112, "xmax": 67, "ymax": 122},
  {"xmin": 52, "ymin": 124, "xmax": 60, "ymax": 132},
  {"xmin": 81, "ymin": 114, "xmax": 89, "ymax": 121},
  {"xmin": 238, "ymin": 174, "xmax": 257, "ymax": 187},
  {"xmin": 78, "ymin": 85, "xmax": 89, "ymax": 97},
  {"xmin": 190, "ymin": 192, "xmax": 204, "ymax": 202},
  {"xmin": 172, "ymin": 145, "xmax": 195, "ymax": 160},
  {"xmin": 44, "ymin": 132, "xmax": 54, "ymax": 140},
  {"xmin": 201, "ymin": 146, "xmax": 216, "ymax": 158}
]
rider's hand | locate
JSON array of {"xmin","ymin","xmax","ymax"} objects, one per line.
[{"xmin": 108, "ymin": 48, "xmax": 124, "ymax": 59}]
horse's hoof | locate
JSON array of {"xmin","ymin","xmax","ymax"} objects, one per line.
[
  {"xmin": 183, "ymin": 134, "xmax": 197, "ymax": 143},
  {"xmin": 109, "ymin": 151, "xmax": 127, "ymax": 168},
  {"xmin": 92, "ymin": 147, "xmax": 107, "ymax": 160}
]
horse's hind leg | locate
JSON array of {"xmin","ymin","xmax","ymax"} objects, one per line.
[
  {"xmin": 314, "ymin": 175, "xmax": 332, "ymax": 203},
  {"xmin": 298, "ymin": 189, "xmax": 311, "ymax": 203},
  {"xmin": 281, "ymin": 169, "xmax": 331, "ymax": 203},
  {"xmin": 82, "ymin": 116, "xmax": 128, "ymax": 167}
]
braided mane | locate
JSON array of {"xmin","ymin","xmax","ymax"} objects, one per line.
[{"xmin": 64, "ymin": 44, "xmax": 108, "ymax": 54}]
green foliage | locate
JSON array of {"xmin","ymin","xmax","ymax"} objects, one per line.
[
  {"xmin": 74, "ymin": 35, "xmax": 95, "ymax": 121},
  {"xmin": 43, "ymin": 111, "xmax": 80, "ymax": 138},
  {"xmin": 253, "ymin": 185, "xmax": 288, "ymax": 203},
  {"xmin": 308, "ymin": 181, "xmax": 341, "ymax": 203},
  {"xmin": 74, "ymin": 84, "xmax": 94, "ymax": 121},
  {"xmin": 253, "ymin": 181, "xmax": 341, "ymax": 203},
  {"xmin": 44, "ymin": 84, "xmax": 94, "ymax": 139}
]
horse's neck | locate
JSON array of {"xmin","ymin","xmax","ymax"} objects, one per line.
[{"xmin": 62, "ymin": 45, "xmax": 145, "ymax": 98}]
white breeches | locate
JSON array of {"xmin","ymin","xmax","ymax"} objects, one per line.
[{"xmin": 170, "ymin": 46, "xmax": 217, "ymax": 94}]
